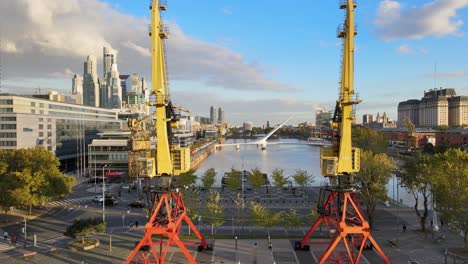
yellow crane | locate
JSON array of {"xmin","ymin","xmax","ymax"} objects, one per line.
[
  {"xmin": 125, "ymin": 2, "xmax": 207, "ymax": 263},
  {"xmin": 127, "ymin": 0, "xmax": 190, "ymax": 181},
  {"xmin": 404, "ymin": 115, "xmax": 416, "ymax": 150},
  {"xmin": 296, "ymin": 1, "xmax": 390, "ymax": 263}
]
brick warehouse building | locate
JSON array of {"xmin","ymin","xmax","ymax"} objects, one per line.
[{"xmin": 380, "ymin": 127, "xmax": 468, "ymax": 149}]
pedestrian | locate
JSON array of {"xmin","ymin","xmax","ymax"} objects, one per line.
[
  {"xmin": 11, "ymin": 236, "xmax": 16, "ymax": 246},
  {"xmin": 268, "ymin": 241, "xmax": 272, "ymax": 252},
  {"xmin": 440, "ymin": 219, "xmax": 444, "ymax": 227},
  {"xmin": 135, "ymin": 220, "xmax": 139, "ymax": 229},
  {"xmin": 403, "ymin": 224, "xmax": 407, "ymax": 233}
]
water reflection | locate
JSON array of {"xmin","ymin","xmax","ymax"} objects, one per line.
[{"xmin": 195, "ymin": 138, "xmax": 326, "ymax": 186}]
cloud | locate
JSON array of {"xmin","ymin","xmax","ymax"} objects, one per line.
[
  {"xmin": 374, "ymin": 0, "xmax": 468, "ymax": 40},
  {"xmin": 0, "ymin": 0, "xmax": 296, "ymax": 93},
  {"xmin": 122, "ymin": 41, "xmax": 151, "ymax": 57},
  {"xmin": 222, "ymin": 6, "xmax": 233, "ymax": 15},
  {"xmin": 397, "ymin": 44, "xmax": 412, "ymax": 54},
  {"xmin": 172, "ymin": 90, "xmax": 322, "ymax": 125},
  {"xmin": 420, "ymin": 71, "xmax": 466, "ymax": 79}
]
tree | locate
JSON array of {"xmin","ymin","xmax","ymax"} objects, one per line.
[
  {"xmin": 225, "ymin": 167, "xmax": 241, "ymax": 191},
  {"xmin": 181, "ymin": 188, "xmax": 201, "ymax": 221},
  {"xmin": 250, "ymin": 202, "xmax": 283, "ymax": 233},
  {"xmin": 282, "ymin": 209, "xmax": 302, "ymax": 229},
  {"xmin": 203, "ymin": 190, "xmax": 224, "ymax": 236},
  {"xmin": 0, "ymin": 148, "xmax": 75, "ymax": 213},
  {"xmin": 431, "ymin": 149, "xmax": 468, "ymax": 248},
  {"xmin": 355, "ymin": 150, "xmax": 395, "ymax": 228},
  {"xmin": 231, "ymin": 193, "xmax": 245, "ymax": 227},
  {"xmin": 201, "ymin": 168, "xmax": 216, "ymax": 190},
  {"xmin": 292, "ymin": 169, "xmax": 314, "ymax": 195},
  {"xmin": 399, "ymin": 155, "xmax": 434, "ymax": 232},
  {"xmin": 65, "ymin": 217, "xmax": 106, "ymax": 243},
  {"xmin": 248, "ymin": 168, "xmax": 266, "ymax": 192},
  {"xmin": 178, "ymin": 169, "xmax": 197, "ymax": 187},
  {"xmin": 352, "ymin": 126, "xmax": 388, "ymax": 154},
  {"xmin": 271, "ymin": 168, "xmax": 289, "ymax": 189}
]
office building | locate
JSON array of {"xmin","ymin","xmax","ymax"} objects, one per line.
[
  {"xmin": 83, "ymin": 55, "xmax": 100, "ymax": 107},
  {"xmin": 315, "ymin": 109, "xmax": 332, "ymax": 127},
  {"xmin": 218, "ymin": 107, "xmax": 225, "ymax": 124},
  {"xmin": 106, "ymin": 64, "xmax": 122, "ymax": 109},
  {"xmin": 0, "ymin": 94, "xmax": 122, "ymax": 171},
  {"xmin": 243, "ymin": 122, "xmax": 253, "ymax": 131},
  {"xmin": 210, "ymin": 106, "xmax": 217, "ymax": 124},
  {"xmin": 362, "ymin": 114, "xmax": 373, "ymax": 125},
  {"xmin": 398, "ymin": 88, "xmax": 467, "ymax": 128},
  {"xmin": 72, "ymin": 74, "xmax": 83, "ymax": 103}
]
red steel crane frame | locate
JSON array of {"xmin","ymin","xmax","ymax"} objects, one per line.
[
  {"xmin": 297, "ymin": 190, "xmax": 391, "ymax": 263},
  {"xmin": 125, "ymin": 192, "xmax": 207, "ymax": 264}
]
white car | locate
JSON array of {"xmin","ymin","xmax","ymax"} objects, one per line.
[{"xmin": 92, "ymin": 195, "xmax": 104, "ymax": 203}]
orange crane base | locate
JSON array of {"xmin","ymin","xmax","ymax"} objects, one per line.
[
  {"xmin": 296, "ymin": 190, "xmax": 391, "ymax": 264},
  {"xmin": 125, "ymin": 192, "xmax": 207, "ymax": 264}
]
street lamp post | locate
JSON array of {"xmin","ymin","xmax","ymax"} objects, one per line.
[
  {"xmin": 23, "ymin": 216, "xmax": 27, "ymax": 248},
  {"xmin": 136, "ymin": 161, "xmax": 139, "ymax": 201},
  {"xmin": 102, "ymin": 164, "xmax": 109, "ymax": 222}
]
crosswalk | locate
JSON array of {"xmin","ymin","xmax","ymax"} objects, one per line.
[
  {"xmin": 0, "ymin": 240, "xmax": 14, "ymax": 252},
  {"xmin": 46, "ymin": 196, "xmax": 95, "ymax": 207}
]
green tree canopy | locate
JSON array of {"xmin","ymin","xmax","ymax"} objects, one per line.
[
  {"xmin": 248, "ymin": 168, "xmax": 266, "ymax": 191},
  {"xmin": 200, "ymin": 168, "xmax": 216, "ymax": 190},
  {"xmin": 181, "ymin": 188, "xmax": 201, "ymax": 220},
  {"xmin": 0, "ymin": 148, "xmax": 75, "ymax": 213},
  {"xmin": 271, "ymin": 168, "xmax": 289, "ymax": 189},
  {"xmin": 250, "ymin": 202, "xmax": 283, "ymax": 231},
  {"xmin": 352, "ymin": 126, "xmax": 388, "ymax": 154},
  {"xmin": 64, "ymin": 217, "xmax": 106, "ymax": 243},
  {"xmin": 178, "ymin": 169, "xmax": 197, "ymax": 187},
  {"xmin": 292, "ymin": 169, "xmax": 314, "ymax": 191},
  {"xmin": 225, "ymin": 167, "xmax": 241, "ymax": 191},
  {"xmin": 399, "ymin": 154, "xmax": 434, "ymax": 232},
  {"xmin": 282, "ymin": 209, "xmax": 302, "ymax": 229},
  {"xmin": 356, "ymin": 150, "xmax": 395, "ymax": 228},
  {"xmin": 203, "ymin": 190, "xmax": 224, "ymax": 236},
  {"xmin": 430, "ymin": 149, "xmax": 468, "ymax": 248}
]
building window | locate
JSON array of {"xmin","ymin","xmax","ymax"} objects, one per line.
[
  {"xmin": 47, "ymin": 125, "xmax": 52, "ymax": 130},
  {"xmin": 0, "ymin": 116, "xmax": 16, "ymax": 121},
  {"xmin": 0, "ymin": 100, "xmax": 13, "ymax": 105},
  {"xmin": 40, "ymin": 110, "xmax": 44, "ymax": 114},
  {"xmin": 31, "ymin": 102, "xmax": 36, "ymax": 107},
  {"xmin": 0, "ymin": 124, "xmax": 16, "ymax": 130},
  {"xmin": 40, "ymin": 103, "xmax": 44, "ymax": 108},
  {"xmin": 38, "ymin": 118, "xmax": 43, "ymax": 122},
  {"xmin": 39, "ymin": 124, "xmax": 44, "ymax": 129},
  {"xmin": 0, "ymin": 108, "xmax": 13, "ymax": 113},
  {"xmin": 47, "ymin": 132, "xmax": 52, "ymax": 137},
  {"xmin": 39, "ymin": 132, "xmax": 44, "ymax": 137},
  {"xmin": 31, "ymin": 109, "xmax": 36, "ymax": 114},
  {"xmin": 23, "ymin": 128, "xmax": 33, "ymax": 132},
  {"xmin": 0, "ymin": 132, "xmax": 16, "ymax": 138},
  {"xmin": 0, "ymin": 141, "xmax": 17, "ymax": 146}
]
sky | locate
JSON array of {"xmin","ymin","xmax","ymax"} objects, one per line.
[{"xmin": 1, "ymin": 0, "xmax": 468, "ymax": 126}]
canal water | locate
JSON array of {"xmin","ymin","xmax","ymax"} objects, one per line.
[{"xmin": 195, "ymin": 138, "xmax": 421, "ymax": 207}]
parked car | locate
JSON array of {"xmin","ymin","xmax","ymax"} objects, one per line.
[
  {"xmin": 128, "ymin": 200, "xmax": 145, "ymax": 208},
  {"xmin": 92, "ymin": 195, "xmax": 104, "ymax": 203},
  {"xmin": 104, "ymin": 198, "xmax": 118, "ymax": 206}
]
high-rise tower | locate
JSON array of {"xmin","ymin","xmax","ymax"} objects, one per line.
[
  {"xmin": 217, "ymin": 107, "xmax": 225, "ymax": 124},
  {"xmin": 210, "ymin": 106, "xmax": 217, "ymax": 124},
  {"xmin": 83, "ymin": 55, "xmax": 100, "ymax": 107},
  {"xmin": 72, "ymin": 74, "xmax": 83, "ymax": 103}
]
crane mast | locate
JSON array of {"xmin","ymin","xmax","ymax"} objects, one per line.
[
  {"xmin": 296, "ymin": 1, "xmax": 390, "ymax": 263},
  {"xmin": 125, "ymin": 1, "xmax": 207, "ymax": 263},
  {"xmin": 321, "ymin": 0, "xmax": 360, "ymax": 188}
]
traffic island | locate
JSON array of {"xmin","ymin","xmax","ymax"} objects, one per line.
[
  {"xmin": 67, "ymin": 238, "xmax": 100, "ymax": 251},
  {"xmin": 448, "ymin": 248, "xmax": 468, "ymax": 260}
]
